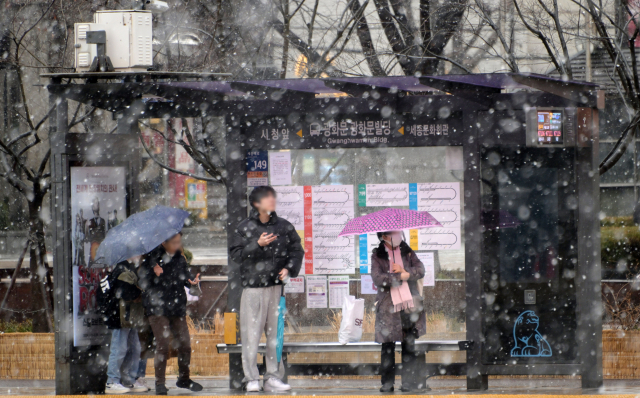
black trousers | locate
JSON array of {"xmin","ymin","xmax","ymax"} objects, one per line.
[{"xmin": 380, "ymin": 314, "xmax": 420, "ymax": 388}]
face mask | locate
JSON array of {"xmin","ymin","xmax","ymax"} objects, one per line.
[{"xmin": 384, "ymin": 232, "xmax": 403, "ymax": 247}]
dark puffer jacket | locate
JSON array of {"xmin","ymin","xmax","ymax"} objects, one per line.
[
  {"xmin": 138, "ymin": 246, "xmax": 192, "ymax": 317},
  {"xmin": 105, "ymin": 261, "xmax": 141, "ymax": 329},
  {"xmin": 229, "ymin": 209, "xmax": 304, "ymax": 288}
]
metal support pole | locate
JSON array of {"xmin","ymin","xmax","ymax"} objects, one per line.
[
  {"xmin": 225, "ymin": 116, "xmax": 247, "ymax": 390},
  {"xmin": 464, "ymin": 109, "xmax": 488, "ymax": 391},
  {"xmin": 50, "ymin": 85, "xmax": 73, "ymax": 395},
  {"xmin": 575, "ymin": 107, "xmax": 603, "ymax": 389}
]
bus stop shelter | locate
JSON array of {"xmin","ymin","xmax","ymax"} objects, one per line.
[{"xmin": 45, "ymin": 72, "xmax": 603, "ymax": 394}]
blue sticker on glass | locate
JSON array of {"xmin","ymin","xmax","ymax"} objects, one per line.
[
  {"xmin": 359, "ymin": 234, "xmax": 368, "ymax": 274},
  {"xmin": 510, "ymin": 310, "xmax": 552, "ymax": 357},
  {"xmin": 247, "ymin": 150, "xmax": 268, "ymax": 172},
  {"xmin": 409, "ymin": 183, "xmax": 418, "ymax": 211}
]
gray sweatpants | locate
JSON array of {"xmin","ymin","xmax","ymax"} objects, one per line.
[{"xmin": 240, "ymin": 285, "xmax": 285, "ymax": 383}]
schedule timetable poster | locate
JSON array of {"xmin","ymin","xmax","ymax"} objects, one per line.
[
  {"xmin": 415, "ymin": 182, "xmax": 461, "ymax": 251},
  {"xmin": 275, "ymin": 185, "xmax": 355, "ymax": 275}
]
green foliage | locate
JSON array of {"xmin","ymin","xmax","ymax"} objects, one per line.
[
  {"xmin": 601, "ymin": 216, "xmax": 635, "ymax": 228},
  {"xmin": 436, "ymin": 269, "xmax": 465, "ymax": 280},
  {"xmin": 183, "ymin": 248, "xmax": 193, "ymax": 265},
  {"xmin": 0, "ymin": 319, "xmax": 33, "ymax": 333},
  {"xmin": 601, "ymin": 226, "xmax": 640, "ymax": 279}
]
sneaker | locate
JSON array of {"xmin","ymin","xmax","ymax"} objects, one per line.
[
  {"xmin": 264, "ymin": 378, "xmax": 291, "ymax": 392},
  {"xmin": 176, "ymin": 378, "xmax": 203, "ymax": 392},
  {"xmin": 106, "ymin": 383, "xmax": 131, "ymax": 394},
  {"xmin": 155, "ymin": 384, "xmax": 168, "ymax": 396},
  {"xmin": 380, "ymin": 384, "xmax": 394, "ymax": 392},
  {"xmin": 245, "ymin": 380, "xmax": 260, "ymax": 392},
  {"xmin": 131, "ymin": 378, "xmax": 150, "ymax": 392}
]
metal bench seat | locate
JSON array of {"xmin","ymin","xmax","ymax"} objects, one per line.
[
  {"xmin": 217, "ymin": 340, "xmax": 472, "ymax": 354},
  {"xmin": 218, "ymin": 340, "xmax": 472, "ymax": 389}
]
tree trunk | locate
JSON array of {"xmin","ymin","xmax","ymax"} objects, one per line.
[{"xmin": 28, "ymin": 190, "xmax": 52, "ymax": 333}]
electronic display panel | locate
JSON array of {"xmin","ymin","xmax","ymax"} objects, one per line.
[{"xmin": 537, "ymin": 110, "xmax": 563, "ymax": 145}]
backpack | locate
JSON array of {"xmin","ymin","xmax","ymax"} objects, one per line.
[{"xmin": 96, "ymin": 268, "xmax": 122, "ymax": 329}]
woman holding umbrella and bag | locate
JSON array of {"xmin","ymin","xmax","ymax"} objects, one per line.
[
  {"xmin": 371, "ymin": 231, "xmax": 427, "ymax": 392},
  {"xmin": 338, "ymin": 208, "xmax": 440, "ymax": 393}
]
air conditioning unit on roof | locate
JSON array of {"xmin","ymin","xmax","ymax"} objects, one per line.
[{"xmin": 74, "ymin": 10, "xmax": 153, "ymax": 72}]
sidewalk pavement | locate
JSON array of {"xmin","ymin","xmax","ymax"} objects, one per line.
[{"xmin": 0, "ymin": 377, "xmax": 639, "ymax": 396}]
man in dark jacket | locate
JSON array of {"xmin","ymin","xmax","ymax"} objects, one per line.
[
  {"xmin": 138, "ymin": 233, "xmax": 202, "ymax": 395},
  {"xmin": 229, "ymin": 186, "xmax": 303, "ymax": 392},
  {"xmin": 104, "ymin": 258, "xmax": 148, "ymax": 394}
]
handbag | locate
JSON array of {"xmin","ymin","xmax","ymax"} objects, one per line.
[{"xmin": 189, "ymin": 282, "xmax": 202, "ymax": 297}]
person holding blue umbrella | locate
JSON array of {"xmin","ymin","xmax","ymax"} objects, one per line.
[
  {"xmin": 138, "ymin": 232, "xmax": 203, "ymax": 395},
  {"xmin": 95, "ymin": 205, "xmax": 202, "ymax": 395}
]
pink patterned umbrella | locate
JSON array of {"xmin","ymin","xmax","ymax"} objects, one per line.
[{"xmin": 338, "ymin": 208, "xmax": 442, "ymax": 237}]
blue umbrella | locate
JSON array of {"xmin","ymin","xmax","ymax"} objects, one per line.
[
  {"xmin": 276, "ymin": 287, "xmax": 286, "ymax": 364},
  {"xmin": 92, "ymin": 205, "xmax": 190, "ymax": 267}
]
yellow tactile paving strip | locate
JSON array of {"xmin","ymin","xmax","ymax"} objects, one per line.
[{"xmin": 2, "ymin": 395, "xmax": 640, "ymax": 398}]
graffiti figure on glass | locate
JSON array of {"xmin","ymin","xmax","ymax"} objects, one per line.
[{"xmin": 510, "ymin": 310, "xmax": 552, "ymax": 357}]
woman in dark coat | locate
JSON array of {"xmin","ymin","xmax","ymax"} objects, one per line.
[{"xmin": 371, "ymin": 231, "xmax": 427, "ymax": 392}]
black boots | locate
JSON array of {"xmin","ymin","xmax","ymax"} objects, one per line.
[
  {"xmin": 155, "ymin": 384, "xmax": 168, "ymax": 395},
  {"xmin": 176, "ymin": 379, "xmax": 203, "ymax": 392},
  {"xmin": 380, "ymin": 384, "xmax": 395, "ymax": 392}
]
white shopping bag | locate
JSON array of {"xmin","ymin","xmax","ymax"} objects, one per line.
[{"xmin": 338, "ymin": 295, "xmax": 365, "ymax": 344}]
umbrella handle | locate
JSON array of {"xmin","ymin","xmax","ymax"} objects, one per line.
[{"xmin": 391, "ymin": 237, "xmax": 395, "ymax": 263}]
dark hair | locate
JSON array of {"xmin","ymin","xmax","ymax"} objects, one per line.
[
  {"xmin": 376, "ymin": 231, "xmax": 393, "ymax": 240},
  {"xmin": 164, "ymin": 231, "xmax": 183, "ymax": 243},
  {"xmin": 249, "ymin": 186, "xmax": 276, "ymax": 209}
]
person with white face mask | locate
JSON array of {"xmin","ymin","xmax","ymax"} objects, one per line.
[{"xmin": 371, "ymin": 231, "xmax": 428, "ymax": 392}]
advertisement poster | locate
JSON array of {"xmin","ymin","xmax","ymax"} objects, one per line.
[
  {"xmin": 269, "ymin": 151, "xmax": 292, "ymax": 186},
  {"xmin": 284, "ymin": 277, "xmax": 305, "ymax": 294},
  {"xmin": 328, "ymin": 275, "xmax": 350, "ymax": 308},
  {"xmin": 185, "ymin": 178, "xmax": 208, "ymax": 218},
  {"xmin": 71, "ymin": 166, "xmax": 127, "ymax": 346},
  {"xmin": 306, "ymin": 275, "xmax": 327, "ymax": 308}
]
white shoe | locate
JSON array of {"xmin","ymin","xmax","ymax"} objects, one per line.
[
  {"xmin": 264, "ymin": 378, "xmax": 291, "ymax": 392},
  {"xmin": 245, "ymin": 380, "xmax": 260, "ymax": 392},
  {"xmin": 106, "ymin": 383, "xmax": 131, "ymax": 394},
  {"xmin": 130, "ymin": 378, "xmax": 149, "ymax": 392}
]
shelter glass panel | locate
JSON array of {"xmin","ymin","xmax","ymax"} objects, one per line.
[{"xmin": 261, "ymin": 147, "xmax": 466, "ymax": 362}]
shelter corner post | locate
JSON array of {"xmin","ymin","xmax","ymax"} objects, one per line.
[
  {"xmin": 575, "ymin": 107, "xmax": 603, "ymax": 389},
  {"xmin": 224, "ymin": 116, "xmax": 247, "ymax": 389},
  {"xmin": 463, "ymin": 110, "xmax": 488, "ymax": 391},
  {"xmin": 49, "ymin": 85, "xmax": 73, "ymax": 395}
]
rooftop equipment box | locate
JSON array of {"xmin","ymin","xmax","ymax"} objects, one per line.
[{"xmin": 74, "ymin": 10, "xmax": 152, "ymax": 72}]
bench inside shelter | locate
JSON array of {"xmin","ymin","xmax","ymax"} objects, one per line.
[{"xmin": 217, "ymin": 340, "xmax": 473, "ymax": 389}]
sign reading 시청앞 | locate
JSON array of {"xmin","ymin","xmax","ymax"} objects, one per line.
[{"xmin": 71, "ymin": 166, "xmax": 127, "ymax": 347}]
